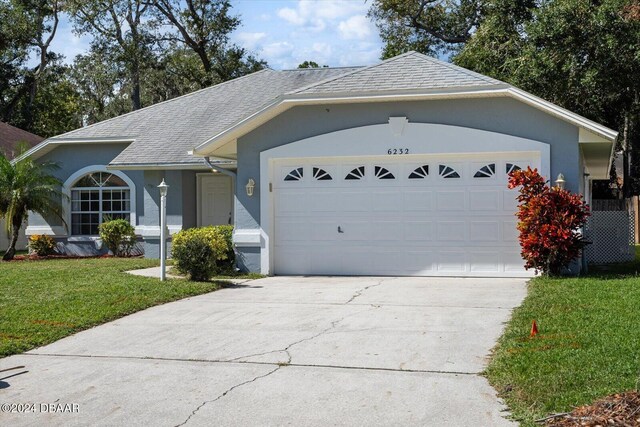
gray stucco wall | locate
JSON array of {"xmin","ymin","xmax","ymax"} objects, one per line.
[
  {"xmin": 29, "ymin": 143, "xmax": 201, "ymax": 258},
  {"xmin": 234, "ymin": 97, "xmax": 580, "ymax": 272},
  {"xmin": 29, "ymin": 143, "xmax": 144, "ymax": 229}
]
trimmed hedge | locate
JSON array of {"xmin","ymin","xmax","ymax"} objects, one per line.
[
  {"xmin": 99, "ymin": 219, "xmax": 136, "ymax": 257},
  {"xmin": 172, "ymin": 226, "xmax": 234, "ymax": 281}
]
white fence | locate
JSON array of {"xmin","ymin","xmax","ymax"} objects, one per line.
[{"xmin": 584, "ymin": 210, "xmax": 635, "ymax": 264}]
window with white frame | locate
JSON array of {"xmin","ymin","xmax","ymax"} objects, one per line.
[{"xmin": 71, "ymin": 172, "xmax": 131, "ymax": 235}]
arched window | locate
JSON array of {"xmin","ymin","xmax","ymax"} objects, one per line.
[{"xmin": 70, "ymin": 171, "xmax": 132, "ymax": 235}]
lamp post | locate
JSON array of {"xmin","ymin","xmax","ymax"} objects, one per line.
[
  {"xmin": 158, "ymin": 179, "xmax": 169, "ymax": 281},
  {"xmin": 555, "ymin": 173, "xmax": 566, "ymax": 190}
]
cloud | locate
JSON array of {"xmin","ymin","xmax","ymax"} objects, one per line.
[
  {"xmin": 338, "ymin": 15, "xmax": 373, "ymax": 40},
  {"xmin": 276, "ymin": 0, "xmax": 368, "ymax": 32},
  {"xmin": 261, "ymin": 41, "xmax": 295, "ymax": 60},
  {"xmin": 236, "ymin": 32, "xmax": 267, "ymax": 50}
]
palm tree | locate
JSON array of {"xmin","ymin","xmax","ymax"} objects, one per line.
[{"xmin": 0, "ymin": 149, "xmax": 67, "ymax": 261}]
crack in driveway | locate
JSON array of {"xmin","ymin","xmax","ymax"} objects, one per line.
[
  {"xmin": 175, "ymin": 365, "xmax": 281, "ymax": 427},
  {"xmin": 345, "ymin": 278, "xmax": 387, "ymax": 304}
]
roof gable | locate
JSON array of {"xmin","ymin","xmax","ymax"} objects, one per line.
[{"xmin": 290, "ymin": 51, "xmax": 506, "ymax": 96}]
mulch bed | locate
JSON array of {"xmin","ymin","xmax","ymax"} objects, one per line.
[
  {"xmin": 4, "ymin": 254, "xmax": 143, "ymax": 262},
  {"xmin": 543, "ymin": 391, "xmax": 640, "ymax": 426}
]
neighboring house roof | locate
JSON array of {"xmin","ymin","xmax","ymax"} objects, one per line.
[
  {"xmin": 21, "ymin": 67, "xmax": 361, "ymax": 167},
  {"xmin": 22, "ymin": 51, "xmax": 618, "ymax": 167},
  {"xmin": 0, "ymin": 122, "xmax": 44, "ymax": 159}
]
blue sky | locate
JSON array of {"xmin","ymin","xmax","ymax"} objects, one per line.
[{"xmin": 50, "ymin": 0, "xmax": 384, "ymax": 70}]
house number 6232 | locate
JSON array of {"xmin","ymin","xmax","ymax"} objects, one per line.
[{"xmin": 387, "ymin": 148, "xmax": 409, "ymax": 155}]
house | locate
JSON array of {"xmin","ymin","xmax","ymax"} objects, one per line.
[
  {"xmin": 21, "ymin": 52, "xmax": 617, "ymax": 276},
  {"xmin": 1, "ymin": 122, "xmax": 45, "ymax": 252}
]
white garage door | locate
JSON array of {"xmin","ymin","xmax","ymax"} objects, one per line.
[{"xmin": 272, "ymin": 153, "xmax": 537, "ymax": 277}]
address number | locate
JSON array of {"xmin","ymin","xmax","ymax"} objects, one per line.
[{"xmin": 387, "ymin": 148, "xmax": 409, "ymax": 155}]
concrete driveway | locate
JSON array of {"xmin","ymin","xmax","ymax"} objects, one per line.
[{"xmin": 1, "ymin": 276, "xmax": 527, "ymax": 426}]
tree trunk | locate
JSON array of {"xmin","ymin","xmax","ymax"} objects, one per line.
[
  {"xmin": 131, "ymin": 63, "xmax": 142, "ymax": 111},
  {"xmin": 2, "ymin": 222, "xmax": 21, "ymax": 261}
]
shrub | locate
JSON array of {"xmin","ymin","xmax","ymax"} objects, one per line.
[
  {"xmin": 99, "ymin": 219, "xmax": 137, "ymax": 257},
  {"xmin": 508, "ymin": 167, "xmax": 590, "ymax": 276},
  {"xmin": 28, "ymin": 234, "xmax": 57, "ymax": 256},
  {"xmin": 214, "ymin": 225, "xmax": 235, "ymax": 273},
  {"xmin": 172, "ymin": 226, "xmax": 230, "ymax": 281}
]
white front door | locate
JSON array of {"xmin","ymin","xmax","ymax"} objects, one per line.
[
  {"xmin": 199, "ymin": 174, "xmax": 233, "ymax": 226},
  {"xmin": 272, "ymin": 153, "xmax": 538, "ymax": 277}
]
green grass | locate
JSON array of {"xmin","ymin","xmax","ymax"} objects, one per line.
[
  {"xmin": 486, "ymin": 249, "xmax": 640, "ymax": 426},
  {"xmin": 0, "ymin": 257, "xmax": 223, "ymax": 358}
]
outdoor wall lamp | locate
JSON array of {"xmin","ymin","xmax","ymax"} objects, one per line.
[
  {"xmin": 555, "ymin": 173, "xmax": 566, "ymax": 190},
  {"xmin": 246, "ymin": 178, "xmax": 255, "ymax": 197}
]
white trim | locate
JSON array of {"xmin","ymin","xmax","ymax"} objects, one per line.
[
  {"xmin": 193, "ymin": 87, "xmax": 617, "ymax": 158},
  {"xmin": 135, "ymin": 225, "xmax": 182, "ymax": 237},
  {"xmin": 233, "ymin": 229, "xmax": 261, "ymax": 247},
  {"xmin": 258, "ymin": 121, "xmax": 551, "ymax": 275},
  {"xmin": 14, "ymin": 137, "xmax": 134, "ymax": 163},
  {"xmin": 25, "ymin": 225, "xmax": 66, "ymax": 236},
  {"xmin": 108, "ymin": 163, "xmax": 229, "ymax": 171},
  {"xmin": 62, "ymin": 165, "xmax": 137, "ymax": 237}
]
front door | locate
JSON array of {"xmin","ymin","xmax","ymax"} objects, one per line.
[{"xmin": 199, "ymin": 174, "xmax": 233, "ymax": 226}]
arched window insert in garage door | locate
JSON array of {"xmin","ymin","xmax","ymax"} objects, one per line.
[
  {"xmin": 474, "ymin": 163, "xmax": 496, "ymax": 178},
  {"xmin": 439, "ymin": 165, "xmax": 460, "ymax": 178},
  {"xmin": 506, "ymin": 163, "xmax": 522, "ymax": 174},
  {"xmin": 284, "ymin": 167, "xmax": 303, "ymax": 181},
  {"xmin": 345, "ymin": 166, "xmax": 366, "ymax": 180},
  {"xmin": 313, "ymin": 167, "xmax": 332, "ymax": 181},
  {"xmin": 374, "ymin": 166, "xmax": 395, "ymax": 180},
  {"xmin": 409, "ymin": 165, "xmax": 429, "ymax": 179}
]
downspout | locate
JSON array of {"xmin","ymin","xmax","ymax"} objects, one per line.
[
  {"xmin": 204, "ymin": 156, "xmax": 237, "ymax": 178},
  {"xmin": 203, "ymin": 157, "xmax": 237, "ymax": 227}
]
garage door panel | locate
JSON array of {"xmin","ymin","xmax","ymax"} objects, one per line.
[
  {"xmin": 469, "ymin": 221, "xmax": 500, "ymax": 242},
  {"xmin": 307, "ymin": 190, "xmax": 340, "ymax": 212},
  {"xmin": 437, "ymin": 221, "xmax": 466, "ymax": 241},
  {"xmin": 469, "ymin": 251, "xmax": 500, "ymax": 272},
  {"xmin": 339, "ymin": 192, "xmax": 372, "ymax": 212},
  {"xmin": 403, "ymin": 190, "xmax": 434, "ymax": 211},
  {"xmin": 404, "ymin": 221, "xmax": 434, "ymax": 241},
  {"xmin": 502, "ymin": 221, "xmax": 519, "ymax": 242},
  {"xmin": 372, "ymin": 191, "xmax": 403, "ymax": 211},
  {"xmin": 274, "ymin": 220, "xmax": 308, "ymax": 243},
  {"xmin": 339, "ymin": 220, "xmax": 372, "ymax": 241},
  {"xmin": 370, "ymin": 221, "xmax": 403, "ymax": 241},
  {"xmin": 309, "ymin": 221, "xmax": 340, "ymax": 241},
  {"xmin": 436, "ymin": 190, "xmax": 466, "ymax": 211},
  {"xmin": 469, "ymin": 190, "xmax": 500, "ymax": 211},
  {"xmin": 503, "ymin": 190, "xmax": 519, "ymax": 211},
  {"xmin": 275, "ymin": 191, "xmax": 306, "ymax": 215},
  {"xmin": 404, "ymin": 251, "xmax": 436, "ymax": 273},
  {"xmin": 437, "ymin": 251, "xmax": 466, "ymax": 272}
]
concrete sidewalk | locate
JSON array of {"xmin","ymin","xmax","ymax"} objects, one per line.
[{"xmin": 1, "ymin": 276, "xmax": 527, "ymax": 426}]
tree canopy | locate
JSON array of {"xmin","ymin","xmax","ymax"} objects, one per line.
[
  {"xmin": 370, "ymin": 0, "xmax": 640, "ymax": 194},
  {"xmin": 0, "ymin": 0, "xmax": 266, "ymax": 137}
]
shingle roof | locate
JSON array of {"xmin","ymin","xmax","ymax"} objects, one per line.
[
  {"xmin": 33, "ymin": 51, "xmax": 511, "ymax": 166},
  {"xmin": 0, "ymin": 122, "xmax": 44, "ymax": 159},
  {"xmin": 49, "ymin": 67, "xmax": 361, "ymax": 166},
  {"xmin": 290, "ymin": 51, "xmax": 505, "ymax": 95}
]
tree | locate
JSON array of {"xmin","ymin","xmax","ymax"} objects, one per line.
[
  {"xmin": 0, "ymin": 0, "xmax": 66, "ymax": 135},
  {"xmin": 455, "ymin": 0, "xmax": 640, "ymax": 195},
  {"xmin": 368, "ymin": 0, "xmax": 487, "ymax": 58},
  {"xmin": 508, "ymin": 167, "xmax": 590, "ymax": 276},
  {"xmin": 297, "ymin": 61, "xmax": 328, "ymax": 68},
  {"xmin": 68, "ymin": 0, "xmax": 157, "ymax": 111},
  {"xmin": 0, "ymin": 148, "xmax": 66, "ymax": 261},
  {"xmin": 146, "ymin": 0, "xmax": 266, "ymax": 87}
]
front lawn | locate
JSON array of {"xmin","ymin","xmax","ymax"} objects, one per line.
[
  {"xmin": 487, "ymin": 249, "xmax": 640, "ymax": 426},
  {"xmin": 0, "ymin": 257, "xmax": 222, "ymax": 358}
]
